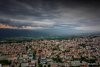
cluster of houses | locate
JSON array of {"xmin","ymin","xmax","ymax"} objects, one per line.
[{"xmin": 0, "ymin": 36, "xmax": 100, "ymax": 67}]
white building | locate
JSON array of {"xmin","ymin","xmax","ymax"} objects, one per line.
[{"xmin": 0, "ymin": 64, "xmax": 2, "ymax": 67}]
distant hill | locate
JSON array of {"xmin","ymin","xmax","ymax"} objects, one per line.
[{"xmin": 0, "ymin": 29, "xmax": 100, "ymax": 41}]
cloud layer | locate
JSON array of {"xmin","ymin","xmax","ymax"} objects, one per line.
[{"xmin": 0, "ymin": 0, "xmax": 100, "ymax": 32}]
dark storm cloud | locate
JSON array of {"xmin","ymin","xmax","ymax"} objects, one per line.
[
  {"xmin": 0, "ymin": 18, "xmax": 32, "ymax": 27},
  {"xmin": 0, "ymin": 0, "xmax": 58, "ymax": 18},
  {"xmin": 0, "ymin": 0, "xmax": 100, "ymax": 31}
]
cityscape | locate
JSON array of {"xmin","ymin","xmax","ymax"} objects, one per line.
[
  {"xmin": 0, "ymin": 0, "xmax": 100, "ymax": 67},
  {"xmin": 0, "ymin": 36, "xmax": 100, "ymax": 67}
]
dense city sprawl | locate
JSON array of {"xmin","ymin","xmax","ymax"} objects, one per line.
[{"xmin": 0, "ymin": 36, "xmax": 100, "ymax": 67}]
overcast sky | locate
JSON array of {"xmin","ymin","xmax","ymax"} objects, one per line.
[{"xmin": 0, "ymin": 0, "xmax": 100, "ymax": 32}]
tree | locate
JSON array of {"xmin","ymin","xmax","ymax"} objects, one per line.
[
  {"xmin": 33, "ymin": 50, "xmax": 36, "ymax": 59},
  {"xmin": 52, "ymin": 55, "xmax": 63, "ymax": 63},
  {"xmin": 0, "ymin": 60, "xmax": 11, "ymax": 65}
]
